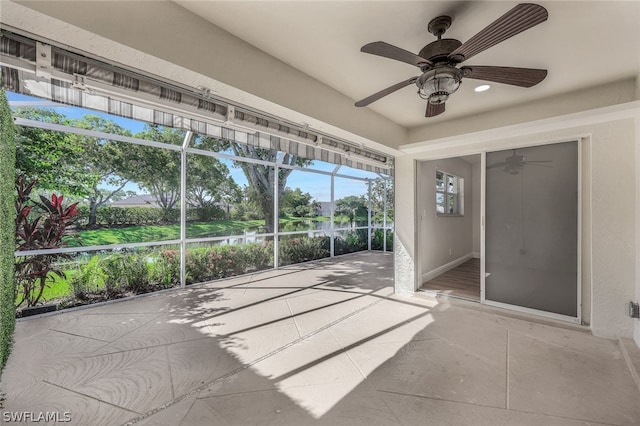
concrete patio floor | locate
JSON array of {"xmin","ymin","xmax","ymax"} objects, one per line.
[{"xmin": 2, "ymin": 252, "xmax": 640, "ymax": 425}]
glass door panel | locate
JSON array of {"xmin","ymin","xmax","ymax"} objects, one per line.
[{"xmin": 485, "ymin": 141, "xmax": 578, "ymax": 317}]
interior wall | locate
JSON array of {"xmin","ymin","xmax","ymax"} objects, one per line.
[
  {"xmin": 472, "ymin": 162, "xmax": 481, "ymax": 256},
  {"xmin": 636, "ymin": 107, "xmax": 640, "ymax": 347},
  {"xmin": 417, "ymin": 157, "xmax": 473, "ymax": 282},
  {"xmin": 397, "ymin": 112, "xmax": 637, "ymax": 340}
]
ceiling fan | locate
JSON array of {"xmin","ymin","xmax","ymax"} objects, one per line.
[
  {"xmin": 355, "ymin": 3, "xmax": 548, "ymax": 117},
  {"xmin": 487, "ymin": 149, "xmax": 552, "ymax": 175}
]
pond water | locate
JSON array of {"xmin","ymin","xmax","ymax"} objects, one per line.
[{"xmin": 199, "ymin": 220, "xmax": 392, "ymax": 246}]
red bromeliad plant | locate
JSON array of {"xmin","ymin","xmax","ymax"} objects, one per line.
[{"xmin": 15, "ymin": 175, "xmax": 80, "ymax": 307}]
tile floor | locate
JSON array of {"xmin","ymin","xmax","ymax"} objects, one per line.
[{"xmin": 1, "ymin": 252, "xmax": 639, "ymax": 425}]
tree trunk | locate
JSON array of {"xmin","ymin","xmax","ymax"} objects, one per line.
[
  {"xmin": 260, "ymin": 194, "xmax": 275, "ymax": 233},
  {"xmin": 88, "ymin": 197, "xmax": 98, "ymax": 227}
]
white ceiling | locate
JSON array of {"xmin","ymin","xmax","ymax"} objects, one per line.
[{"xmin": 175, "ymin": 1, "xmax": 640, "ymax": 129}]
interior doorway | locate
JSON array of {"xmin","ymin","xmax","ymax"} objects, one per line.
[{"xmin": 417, "ymin": 154, "xmax": 482, "ymax": 301}]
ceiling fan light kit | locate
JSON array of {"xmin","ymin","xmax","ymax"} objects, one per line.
[{"xmin": 355, "ymin": 3, "xmax": 549, "ymax": 117}]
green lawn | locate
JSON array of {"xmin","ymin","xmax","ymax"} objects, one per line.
[
  {"xmin": 71, "ymin": 216, "xmax": 349, "ymax": 247},
  {"xmin": 72, "ymin": 219, "xmax": 265, "ymax": 246}
]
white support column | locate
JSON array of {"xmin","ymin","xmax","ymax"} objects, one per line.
[
  {"xmin": 367, "ymin": 179, "xmax": 372, "ymax": 251},
  {"xmin": 180, "ymin": 131, "xmax": 193, "ymax": 288},
  {"xmin": 330, "ymin": 165, "xmax": 340, "ymax": 257},
  {"xmin": 383, "ymin": 178, "xmax": 388, "ymax": 252}
]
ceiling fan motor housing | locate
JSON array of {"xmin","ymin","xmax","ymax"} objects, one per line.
[{"xmin": 418, "ymin": 39, "xmax": 463, "ymax": 65}]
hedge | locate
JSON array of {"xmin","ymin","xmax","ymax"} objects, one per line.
[
  {"xmin": 0, "ymin": 87, "xmax": 16, "ymax": 373},
  {"xmin": 75, "ymin": 205, "xmax": 226, "ymax": 227}
]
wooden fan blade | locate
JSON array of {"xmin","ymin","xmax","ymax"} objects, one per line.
[
  {"xmin": 426, "ymin": 102, "xmax": 445, "ymax": 117},
  {"xmin": 449, "ymin": 3, "xmax": 548, "ymax": 62},
  {"xmin": 361, "ymin": 42, "xmax": 432, "ymax": 68},
  {"xmin": 462, "ymin": 66, "xmax": 547, "ymax": 87},
  {"xmin": 355, "ymin": 77, "xmax": 418, "ymax": 107}
]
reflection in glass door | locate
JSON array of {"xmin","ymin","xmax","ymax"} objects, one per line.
[{"xmin": 485, "ymin": 141, "xmax": 579, "ymax": 319}]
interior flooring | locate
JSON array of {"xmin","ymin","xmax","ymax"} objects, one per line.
[{"xmin": 420, "ymin": 257, "xmax": 481, "ymax": 301}]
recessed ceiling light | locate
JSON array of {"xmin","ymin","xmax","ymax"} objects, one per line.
[{"xmin": 474, "ymin": 84, "xmax": 491, "ymax": 92}]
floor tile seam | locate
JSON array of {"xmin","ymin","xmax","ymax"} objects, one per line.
[
  {"xmin": 41, "ymin": 379, "xmax": 143, "ymax": 416},
  {"xmin": 196, "ymin": 388, "xmax": 276, "ymax": 401},
  {"xmin": 217, "ymin": 316, "xmax": 298, "ymax": 339},
  {"xmin": 87, "ymin": 313, "xmax": 167, "ymax": 356},
  {"xmin": 619, "ymin": 338, "xmax": 640, "ymax": 395},
  {"xmin": 284, "ymin": 299, "xmax": 302, "ymax": 339},
  {"xmin": 376, "ymin": 389, "xmax": 616, "ymax": 425},
  {"xmin": 121, "ymin": 295, "xmax": 389, "ymax": 425},
  {"xmin": 85, "ymin": 336, "xmax": 213, "ymax": 358},
  {"xmin": 164, "ymin": 345, "xmax": 176, "ymax": 401},
  {"xmin": 505, "ymin": 405, "xmax": 619, "ymax": 426},
  {"xmin": 506, "ymin": 328, "xmax": 510, "ymax": 410},
  {"xmin": 176, "ymin": 396, "xmax": 199, "ymax": 426},
  {"xmin": 376, "ymin": 389, "xmax": 506, "ymax": 411},
  {"xmin": 327, "ymin": 328, "xmax": 368, "ymax": 381},
  {"xmin": 506, "ymin": 327, "xmax": 614, "ymax": 359},
  {"xmin": 47, "ymin": 328, "xmax": 111, "ymax": 343},
  {"xmin": 80, "ymin": 312, "xmax": 166, "ymax": 316},
  {"xmin": 429, "ymin": 331, "xmax": 505, "ymax": 369}
]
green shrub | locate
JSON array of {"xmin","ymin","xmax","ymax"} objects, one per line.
[
  {"xmin": 334, "ymin": 230, "xmax": 368, "ymax": 255},
  {"xmin": 68, "ymin": 256, "xmax": 105, "ymax": 300},
  {"xmin": 76, "ymin": 206, "xmax": 181, "ymax": 227},
  {"xmin": 151, "ymin": 250, "xmax": 180, "ymax": 287},
  {"xmin": 371, "ymin": 228, "xmax": 394, "ymax": 251},
  {"xmin": 101, "ymin": 252, "xmax": 150, "ymax": 295},
  {"xmin": 279, "ymin": 236, "xmax": 330, "ymax": 266},
  {"xmin": 0, "ymin": 87, "xmax": 16, "ymax": 372}
]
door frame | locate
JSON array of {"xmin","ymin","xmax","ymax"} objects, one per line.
[{"xmin": 480, "ymin": 139, "xmax": 582, "ymax": 324}]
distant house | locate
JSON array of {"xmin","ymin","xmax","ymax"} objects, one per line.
[{"xmin": 110, "ymin": 194, "xmax": 160, "ymax": 208}]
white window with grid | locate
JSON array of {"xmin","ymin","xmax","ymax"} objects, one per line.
[{"xmin": 436, "ymin": 170, "xmax": 463, "ymax": 216}]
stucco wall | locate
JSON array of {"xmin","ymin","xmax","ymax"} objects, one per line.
[
  {"xmin": 417, "ymin": 158, "xmax": 473, "ymax": 283},
  {"xmin": 394, "ymin": 155, "xmax": 417, "ymax": 295}
]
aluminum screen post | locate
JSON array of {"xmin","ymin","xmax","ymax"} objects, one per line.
[
  {"xmin": 180, "ymin": 131, "xmax": 193, "ymax": 289},
  {"xmin": 383, "ymin": 178, "xmax": 388, "ymax": 252},
  {"xmin": 273, "ymin": 158, "xmax": 281, "ymax": 269},
  {"xmin": 330, "ymin": 165, "xmax": 340, "ymax": 257},
  {"xmin": 367, "ymin": 179, "xmax": 372, "ymax": 251}
]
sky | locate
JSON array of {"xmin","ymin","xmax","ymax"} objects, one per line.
[{"xmin": 8, "ymin": 92, "xmax": 381, "ymax": 201}]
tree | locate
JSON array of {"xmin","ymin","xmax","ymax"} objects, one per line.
[
  {"xmin": 336, "ymin": 195, "xmax": 368, "ymax": 228},
  {"xmin": 121, "ymin": 126, "xmax": 183, "ymax": 217},
  {"xmin": 370, "ymin": 178, "xmax": 394, "ymax": 222},
  {"xmin": 68, "ymin": 115, "xmax": 133, "ymax": 226},
  {"xmin": 187, "ymin": 152, "xmax": 241, "ymax": 218},
  {"xmin": 13, "ymin": 108, "xmax": 91, "ymax": 195},
  {"xmin": 229, "ymin": 144, "xmax": 311, "ymax": 233},
  {"xmin": 281, "ymin": 187, "xmax": 315, "ymax": 217}
]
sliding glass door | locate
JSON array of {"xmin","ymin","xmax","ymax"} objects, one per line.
[{"xmin": 484, "ymin": 141, "xmax": 579, "ymax": 319}]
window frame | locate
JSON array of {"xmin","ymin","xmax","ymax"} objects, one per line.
[{"xmin": 436, "ymin": 170, "xmax": 464, "ymax": 216}]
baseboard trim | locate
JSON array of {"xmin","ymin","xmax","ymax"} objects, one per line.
[
  {"xmin": 421, "ymin": 253, "xmax": 473, "ymax": 283},
  {"xmin": 472, "ymin": 251, "xmax": 481, "ymax": 259}
]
